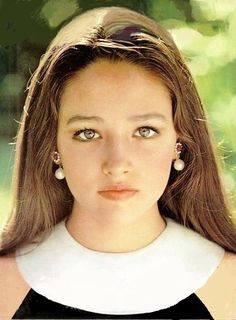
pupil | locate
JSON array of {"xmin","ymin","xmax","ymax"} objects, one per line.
[{"xmin": 85, "ymin": 130, "xmax": 95, "ymax": 139}]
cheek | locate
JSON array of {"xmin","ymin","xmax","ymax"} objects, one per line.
[
  {"xmin": 59, "ymin": 143, "xmax": 99, "ymax": 197},
  {"xmin": 142, "ymin": 144, "xmax": 174, "ymax": 193},
  {"xmin": 156, "ymin": 146, "xmax": 174, "ymax": 170}
]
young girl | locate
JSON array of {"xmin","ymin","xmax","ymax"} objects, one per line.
[{"xmin": 0, "ymin": 6, "xmax": 235, "ymax": 320}]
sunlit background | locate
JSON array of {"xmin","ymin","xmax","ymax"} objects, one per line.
[{"xmin": 0, "ymin": 0, "xmax": 236, "ymax": 228}]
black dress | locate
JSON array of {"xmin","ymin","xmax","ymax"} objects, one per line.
[{"xmin": 13, "ymin": 289, "xmax": 213, "ymax": 319}]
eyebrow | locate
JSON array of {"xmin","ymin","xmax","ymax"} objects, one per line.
[{"xmin": 66, "ymin": 113, "xmax": 167, "ymax": 125}]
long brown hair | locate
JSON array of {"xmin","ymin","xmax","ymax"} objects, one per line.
[{"xmin": 1, "ymin": 6, "xmax": 235, "ymax": 255}]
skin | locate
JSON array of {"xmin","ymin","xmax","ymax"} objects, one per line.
[{"xmin": 57, "ymin": 58, "xmax": 178, "ymax": 253}]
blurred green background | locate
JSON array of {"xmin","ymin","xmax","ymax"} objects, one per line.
[{"xmin": 0, "ymin": 0, "xmax": 236, "ymax": 228}]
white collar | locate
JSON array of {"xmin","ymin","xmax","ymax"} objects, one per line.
[{"xmin": 16, "ymin": 217, "xmax": 224, "ymax": 315}]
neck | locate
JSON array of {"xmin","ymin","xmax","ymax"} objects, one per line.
[{"xmin": 65, "ymin": 204, "xmax": 166, "ymax": 253}]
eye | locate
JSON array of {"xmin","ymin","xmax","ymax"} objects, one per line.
[
  {"xmin": 73, "ymin": 126, "xmax": 159, "ymax": 142},
  {"xmin": 135, "ymin": 126, "xmax": 159, "ymax": 138},
  {"xmin": 73, "ymin": 128, "xmax": 100, "ymax": 141}
]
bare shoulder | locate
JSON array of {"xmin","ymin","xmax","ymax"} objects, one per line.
[
  {"xmin": 0, "ymin": 254, "xmax": 30, "ymax": 319},
  {"xmin": 195, "ymin": 251, "xmax": 236, "ymax": 320}
]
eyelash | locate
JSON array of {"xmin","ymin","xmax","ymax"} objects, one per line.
[{"xmin": 73, "ymin": 126, "xmax": 160, "ymax": 141}]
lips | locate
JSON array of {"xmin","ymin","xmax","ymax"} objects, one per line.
[
  {"xmin": 99, "ymin": 184, "xmax": 138, "ymax": 192},
  {"xmin": 98, "ymin": 190, "xmax": 138, "ymax": 200},
  {"xmin": 98, "ymin": 184, "xmax": 138, "ymax": 200}
]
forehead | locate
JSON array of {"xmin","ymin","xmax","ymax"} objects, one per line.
[
  {"xmin": 63, "ymin": 58, "xmax": 168, "ymax": 93},
  {"xmin": 59, "ymin": 58, "xmax": 172, "ymax": 119}
]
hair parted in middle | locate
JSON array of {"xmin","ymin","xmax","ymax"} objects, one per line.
[{"xmin": 1, "ymin": 6, "xmax": 235, "ymax": 256}]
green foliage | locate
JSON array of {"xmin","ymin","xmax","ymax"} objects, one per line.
[{"xmin": 0, "ymin": 138, "xmax": 13, "ymax": 225}]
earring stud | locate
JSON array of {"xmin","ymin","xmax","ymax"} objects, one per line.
[
  {"xmin": 52, "ymin": 151, "xmax": 65, "ymax": 180},
  {"xmin": 173, "ymin": 142, "xmax": 185, "ymax": 171}
]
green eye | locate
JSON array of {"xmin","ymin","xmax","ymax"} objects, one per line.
[
  {"xmin": 135, "ymin": 126, "xmax": 159, "ymax": 138},
  {"xmin": 73, "ymin": 128, "xmax": 100, "ymax": 141}
]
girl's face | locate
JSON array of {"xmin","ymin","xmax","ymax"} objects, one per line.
[{"xmin": 57, "ymin": 59, "xmax": 177, "ymax": 225}]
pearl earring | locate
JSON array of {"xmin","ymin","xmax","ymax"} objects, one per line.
[
  {"xmin": 173, "ymin": 142, "xmax": 185, "ymax": 171},
  {"xmin": 52, "ymin": 151, "xmax": 65, "ymax": 180}
]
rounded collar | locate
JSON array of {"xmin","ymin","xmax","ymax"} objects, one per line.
[{"xmin": 16, "ymin": 217, "xmax": 224, "ymax": 315}]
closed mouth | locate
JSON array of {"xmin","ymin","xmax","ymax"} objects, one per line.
[{"xmin": 98, "ymin": 190, "xmax": 138, "ymax": 200}]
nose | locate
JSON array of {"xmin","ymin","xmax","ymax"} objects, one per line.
[{"xmin": 101, "ymin": 139, "xmax": 133, "ymax": 177}]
